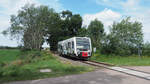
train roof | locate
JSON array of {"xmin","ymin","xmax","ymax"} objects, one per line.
[{"xmin": 58, "ymin": 37, "xmax": 90, "ymax": 44}]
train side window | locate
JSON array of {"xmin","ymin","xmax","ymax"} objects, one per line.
[
  {"xmin": 60, "ymin": 45, "xmax": 62, "ymax": 50},
  {"xmin": 68, "ymin": 42, "xmax": 71, "ymax": 48},
  {"xmin": 72, "ymin": 41, "xmax": 74, "ymax": 49},
  {"xmin": 58, "ymin": 44, "xmax": 60, "ymax": 49}
]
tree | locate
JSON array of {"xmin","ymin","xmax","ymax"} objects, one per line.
[
  {"xmin": 70, "ymin": 14, "xmax": 82, "ymax": 36},
  {"xmin": 102, "ymin": 17, "xmax": 143, "ymax": 55},
  {"xmin": 60, "ymin": 10, "xmax": 82, "ymax": 38},
  {"xmin": 46, "ymin": 11, "xmax": 62, "ymax": 51},
  {"xmin": 77, "ymin": 26, "xmax": 88, "ymax": 37},
  {"xmin": 3, "ymin": 4, "xmax": 55, "ymax": 50},
  {"xmin": 46, "ymin": 10, "xmax": 83, "ymax": 51},
  {"xmin": 87, "ymin": 19, "xmax": 105, "ymax": 49},
  {"xmin": 142, "ymin": 42, "xmax": 150, "ymax": 56}
]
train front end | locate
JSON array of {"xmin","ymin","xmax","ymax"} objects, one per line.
[{"xmin": 75, "ymin": 37, "xmax": 92, "ymax": 60}]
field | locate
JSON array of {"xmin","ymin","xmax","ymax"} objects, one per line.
[
  {"xmin": 0, "ymin": 49, "xmax": 93, "ymax": 83},
  {"xmin": 0, "ymin": 49, "xmax": 20, "ymax": 63},
  {"xmin": 91, "ymin": 53, "xmax": 150, "ymax": 66}
]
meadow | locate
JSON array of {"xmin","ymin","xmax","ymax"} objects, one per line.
[
  {"xmin": 91, "ymin": 53, "xmax": 150, "ymax": 66},
  {"xmin": 0, "ymin": 49, "xmax": 93, "ymax": 83}
]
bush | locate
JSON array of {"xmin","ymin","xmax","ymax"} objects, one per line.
[
  {"xmin": 142, "ymin": 42, "xmax": 150, "ymax": 56},
  {"xmin": 142, "ymin": 49, "xmax": 150, "ymax": 56}
]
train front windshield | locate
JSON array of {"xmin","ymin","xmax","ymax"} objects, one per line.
[{"xmin": 76, "ymin": 38, "xmax": 90, "ymax": 51}]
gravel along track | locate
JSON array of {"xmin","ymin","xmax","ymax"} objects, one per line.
[{"xmin": 50, "ymin": 52, "xmax": 102, "ymax": 70}]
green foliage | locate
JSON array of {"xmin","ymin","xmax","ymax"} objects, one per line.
[
  {"xmin": 3, "ymin": 4, "xmax": 56, "ymax": 50},
  {"xmin": 2, "ymin": 3, "xmax": 145, "ymax": 55},
  {"xmin": 102, "ymin": 17, "xmax": 143, "ymax": 56},
  {"xmin": 77, "ymin": 26, "xmax": 88, "ymax": 37},
  {"xmin": 87, "ymin": 19, "xmax": 105, "ymax": 49},
  {"xmin": 47, "ymin": 10, "xmax": 83, "ymax": 51},
  {"xmin": 46, "ymin": 11, "xmax": 62, "ymax": 51},
  {"xmin": 142, "ymin": 42, "xmax": 150, "ymax": 56},
  {"xmin": 3, "ymin": 4, "xmax": 84, "ymax": 51}
]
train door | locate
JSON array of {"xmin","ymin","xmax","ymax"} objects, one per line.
[
  {"xmin": 63, "ymin": 43, "xmax": 67, "ymax": 55},
  {"xmin": 71, "ymin": 41, "xmax": 74, "ymax": 54},
  {"xmin": 68, "ymin": 42, "xmax": 71, "ymax": 54}
]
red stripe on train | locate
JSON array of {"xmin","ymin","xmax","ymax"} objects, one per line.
[{"xmin": 82, "ymin": 52, "xmax": 88, "ymax": 57}]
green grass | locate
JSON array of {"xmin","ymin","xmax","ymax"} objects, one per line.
[
  {"xmin": 91, "ymin": 53, "xmax": 150, "ymax": 66},
  {"xmin": 0, "ymin": 49, "xmax": 93, "ymax": 83},
  {"xmin": 0, "ymin": 49, "xmax": 20, "ymax": 63}
]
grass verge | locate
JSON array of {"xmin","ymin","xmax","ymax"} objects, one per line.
[
  {"xmin": 90, "ymin": 53, "xmax": 150, "ymax": 66},
  {"xmin": 0, "ymin": 49, "xmax": 93, "ymax": 83},
  {"xmin": 0, "ymin": 49, "xmax": 20, "ymax": 63}
]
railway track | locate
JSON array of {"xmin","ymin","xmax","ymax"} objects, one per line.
[
  {"xmin": 51, "ymin": 52, "xmax": 150, "ymax": 80},
  {"xmin": 81, "ymin": 60, "xmax": 114, "ymax": 68},
  {"xmin": 81, "ymin": 60, "xmax": 150, "ymax": 80}
]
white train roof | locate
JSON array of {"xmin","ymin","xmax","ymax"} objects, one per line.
[{"xmin": 58, "ymin": 37, "xmax": 90, "ymax": 44}]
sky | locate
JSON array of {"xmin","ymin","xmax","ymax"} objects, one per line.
[{"xmin": 0, "ymin": 0, "xmax": 150, "ymax": 47}]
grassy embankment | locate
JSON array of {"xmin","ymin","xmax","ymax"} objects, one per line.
[
  {"xmin": 0, "ymin": 49, "xmax": 93, "ymax": 83},
  {"xmin": 91, "ymin": 53, "xmax": 150, "ymax": 66}
]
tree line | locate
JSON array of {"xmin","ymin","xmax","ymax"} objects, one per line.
[{"xmin": 2, "ymin": 4, "xmax": 150, "ymax": 56}]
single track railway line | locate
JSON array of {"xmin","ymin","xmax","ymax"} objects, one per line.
[
  {"xmin": 81, "ymin": 60, "xmax": 150, "ymax": 80},
  {"xmin": 52, "ymin": 52, "xmax": 150, "ymax": 80}
]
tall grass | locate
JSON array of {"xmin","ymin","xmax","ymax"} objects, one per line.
[
  {"xmin": 0, "ymin": 49, "xmax": 93, "ymax": 83},
  {"xmin": 0, "ymin": 49, "xmax": 20, "ymax": 63},
  {"xmin": 91, "ymin": 53, "xmax": 150, "ymax": 66}
]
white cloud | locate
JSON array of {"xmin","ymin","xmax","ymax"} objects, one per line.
[
  {"xmin": 40, "ymin": 0, "xmax": 64, "ymax": 12},
  {"xmin": 144, "ymin": 32, "xmax": 150, "ymax": 42},
  {"xmin": 121, "ymin": 0, "xmax": 140, "ymax": 11},
  {"xmin": 95, "ymin": 0, "xmax": 123, "ymax": 8},
  {"xmin": 83, "ymin": 9, "xmax": 121, "ymax": 32},
  {"xmin": 0, "ymin": 0, "xmax": 40, "ymax": 16}
]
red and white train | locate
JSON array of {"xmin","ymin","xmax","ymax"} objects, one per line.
[{"xmin": 57, "ymin": 37, "xmax": 92, "ymax": 60}]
